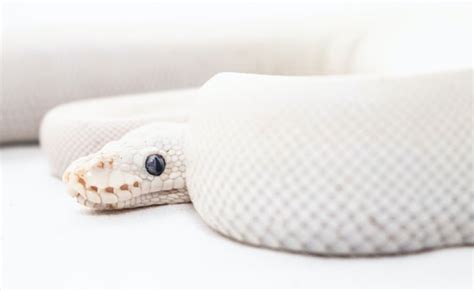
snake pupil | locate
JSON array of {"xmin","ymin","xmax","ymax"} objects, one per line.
[{"xmin": 145, "ymin": 154, "xmax": 166, "ymax": 176}]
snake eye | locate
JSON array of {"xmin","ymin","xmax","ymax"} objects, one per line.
[{"xmin": 145, "ymin": 154, "xmax": 166, "ymax": 176}]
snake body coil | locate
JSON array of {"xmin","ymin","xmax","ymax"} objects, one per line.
[{"xmin": 42, "ymin": 71, "xmax": 473, "ymax": 256}]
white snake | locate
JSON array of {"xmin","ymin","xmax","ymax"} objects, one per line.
[
  {"xmin": 27, "ymin": 4, "xmax": 471, "ymax": 257},
  {"xmin": 40, "ymin": 71, "xmax": 473, "ymax": 256}
]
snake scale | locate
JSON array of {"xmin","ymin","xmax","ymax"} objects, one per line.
[{"xmin": 41, "ymin": 71, "xmax": 473, "ymax": 256}]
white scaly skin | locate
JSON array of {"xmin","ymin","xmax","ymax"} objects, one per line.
[
  {"xmin": 58, "ymin": 71, "xmax": 473, "ymax": 256},
  {"xmin": 63, "ymin": 123, "xmax": 190, "ymax": 209}
]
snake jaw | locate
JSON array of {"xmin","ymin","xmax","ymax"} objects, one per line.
[{"xmin": 63, "ymin": 154, "xmax": 144, "ymax": 208}]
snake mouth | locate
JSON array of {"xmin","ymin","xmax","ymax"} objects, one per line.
[
  {"xmin": 64, "ymin": 170, "xmax": 189, "ymax": 210},
  {"xmin": 63, "ymin": 156, "xmax": 144, "ymax": 209},
  {"xmin": 64, "ymin": 174, "xmax": 143, "ymax": 209}
]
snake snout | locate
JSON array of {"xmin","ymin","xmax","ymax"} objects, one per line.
[{"xmin": 63, "ymin": 156, "xmax": 143, "ymax": 208}]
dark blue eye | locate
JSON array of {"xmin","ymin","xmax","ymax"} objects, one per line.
[{"xmin": 145, "ymin": 154, "xmax": 166, "ymax": 176}]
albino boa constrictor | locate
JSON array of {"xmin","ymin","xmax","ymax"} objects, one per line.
[{"xmin": 41, "ymin": 71, "xmax": 473, "ymax": 256}]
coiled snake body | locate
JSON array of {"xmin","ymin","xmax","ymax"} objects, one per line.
[{"xmin": 42, "ymin": 71, "xmax": 473, "ymax": 256}]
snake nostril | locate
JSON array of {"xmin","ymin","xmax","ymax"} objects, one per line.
[{"xmin": 145, "ymin": 154, "xmax": 166, "ymax": 176}]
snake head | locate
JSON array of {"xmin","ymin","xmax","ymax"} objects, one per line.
[{"xmin": 62, "ymin": 123, "xmax": 188, "ymax": 209}]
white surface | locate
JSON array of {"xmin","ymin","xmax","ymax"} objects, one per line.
[{"xmin": 1, "ymin": 146, "xmax": 473, "ymax": 288}]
